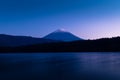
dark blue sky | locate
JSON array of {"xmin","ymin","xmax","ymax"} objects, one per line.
[{"xmin": 0, "ymin": 0, "xmax": 120, "ymax": 39}]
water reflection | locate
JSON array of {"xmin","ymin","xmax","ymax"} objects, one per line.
[{"xmin": 0, "ymin": 53, "xmax": 120, "ymax": 80}]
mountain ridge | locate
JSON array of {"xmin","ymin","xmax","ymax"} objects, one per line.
[{"xmin": 0, "ymin": 34, "xmax": 60, "ymax": 47}]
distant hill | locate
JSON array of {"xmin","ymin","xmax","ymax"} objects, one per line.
[
  {"xmin": 43, "ymin": 29, "xmax": 83, "ymax": 41},
  {"xmin": 0, "ymin": 34, "xmax": 59, "ymax": 47},
  {"xmin": 2, "ymin": 34, "xmax": 120, "ymax": 52},
  {"xmin": 4, "ymin": 36, "xmax": 120, "ymax": 52}
]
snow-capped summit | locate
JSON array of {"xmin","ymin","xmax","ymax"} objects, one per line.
[
  {"xmin": 43, "ymin": 29, "xmax": 83, "ymax": 41},
  {"xmin": 54, "ymin": 29, "xmax": 67, "ymax": 33}
]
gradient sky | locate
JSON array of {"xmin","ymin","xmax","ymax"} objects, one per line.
[{"xmin": 0, "ymin": 0, "xmax": 120, "ymax": 39}]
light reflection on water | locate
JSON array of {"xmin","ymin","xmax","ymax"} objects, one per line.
[{"xmin": 0, "ymin": 53, "xmax": 120, "ymax": 80}]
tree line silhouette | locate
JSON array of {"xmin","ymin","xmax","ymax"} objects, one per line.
[{"xmin": 1, "ymin": 37, "xmax": 120, "ymax": 52}]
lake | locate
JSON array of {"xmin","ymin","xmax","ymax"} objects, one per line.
[{"xmin": 0, "ymin": 52, "xmax": 120, "ymax": 80}]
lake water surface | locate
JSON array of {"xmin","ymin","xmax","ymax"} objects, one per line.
[{"xmin": 0, "ymin": 52, "xmax": 120, "ymax": 80}]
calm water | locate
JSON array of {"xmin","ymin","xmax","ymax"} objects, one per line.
[{"xmin": 0, "ymin": 53, "xmax": 120, "ymax": 80}]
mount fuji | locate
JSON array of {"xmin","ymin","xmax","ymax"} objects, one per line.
[{"xmin": 43, "ymin": 29, "xmax": 83, "ymax": 41}]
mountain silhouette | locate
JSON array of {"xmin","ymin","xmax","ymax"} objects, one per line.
[
  {"xmin": 43, "ymin": 29, "xmax": 83, "ymax": 41},
  {"xmin": 1, "ymin": 36, "xmax": 120, "ymax": 52},
  {"xmin": 0, "ymin": 34, "xmax": 59, "ymax": 47}
]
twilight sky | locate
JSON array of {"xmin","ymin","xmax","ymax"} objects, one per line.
[{"xmin": 0, "ymin": 0, "xmax": 120, "ymax": 39}]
